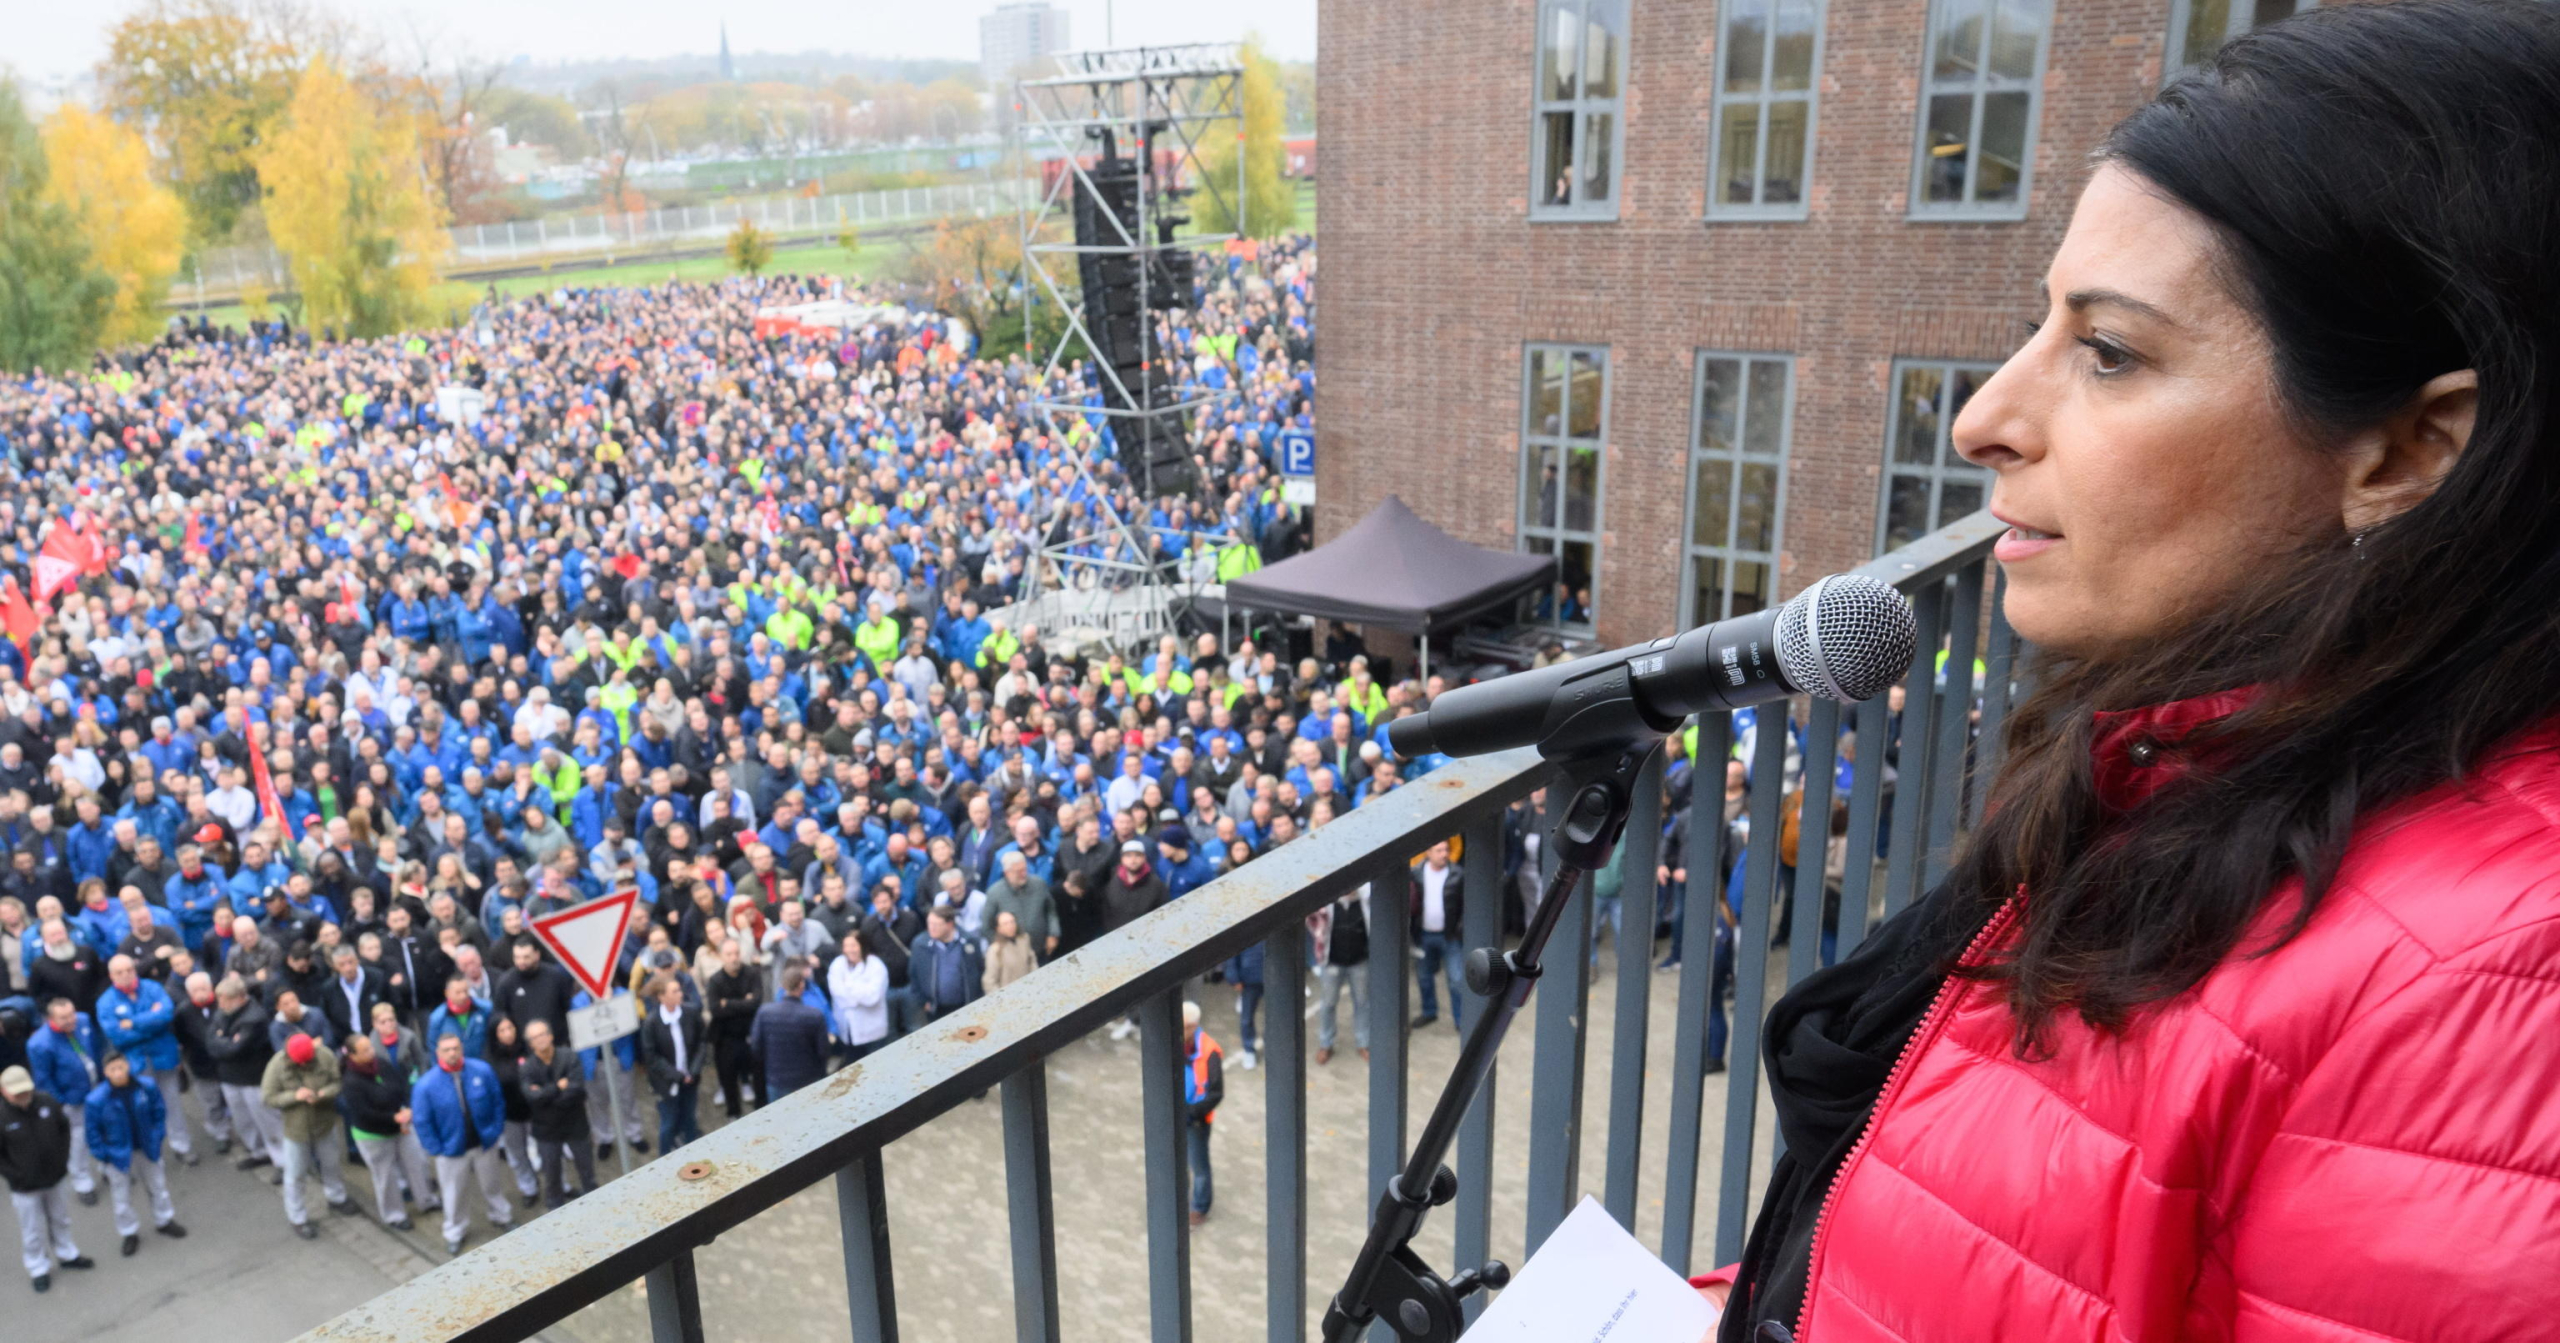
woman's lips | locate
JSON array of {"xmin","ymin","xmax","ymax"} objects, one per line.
[{"xmin": 1994, "ymin": 524, "xmax": 2062, "ymax": 562}]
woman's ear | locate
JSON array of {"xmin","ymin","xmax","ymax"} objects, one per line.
[{"xmin": 2340, "ymin": 370, "xmax": 2477, "ymax": 534}]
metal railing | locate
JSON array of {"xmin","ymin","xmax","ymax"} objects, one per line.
[
  {"xmin": 299, "ymin": 509, "xmax": 2017, "ymax": 1343},
  {"xmin": 181, "ymin": 179, "xmax": 1033, "ymax": 305}
]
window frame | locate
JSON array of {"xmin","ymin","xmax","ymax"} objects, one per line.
[
  {"xmin": 1705, "ymin": 0, "xmax": 1826, "ymax": 222},
  {"xmin": 1876, "ymin": 357, "xmax": 2000, "ymax": 553},
  {"xmin": 1529, "ymin": 0, "xmax": 1631, "ymax": 223},
  {"xmin": 2164, "ymin": 0, "xmax": 2317, "ymax": 82},
  {"xmin": 1906, "ymin": 0, "xmax": 2052, "ymax": 222},
  {"xmin": 1681, "ymin": 351, "xmax": 1795, "ymax": 629},
  {"xmin": 1519, "ymin": 341, "xmax": 1612, "ymax": 633}
]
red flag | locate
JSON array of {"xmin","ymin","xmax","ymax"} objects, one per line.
[
  {"xmin": 243, "ymin": 717, "xmax": 297, "ymax": 843},
  {"xmin": 73, "ymin": 512, "xmax": 110, "ymax": 577},
  {"xmin": 0, "ymin": 579, "xmax": 37, "ymax": 654},
  {"xmin": 33, "ymin": 523, "xmax": 89, "ymax": 605}
]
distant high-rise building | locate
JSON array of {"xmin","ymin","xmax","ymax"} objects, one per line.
[{"xmin": 980, "ymin": 2, "xmax": 1070, "ymax": 87}]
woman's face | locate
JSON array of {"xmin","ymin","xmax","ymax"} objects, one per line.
[{"xmin": 1954, "ymin": 164, "xmax": 2349, "ymax": 659}]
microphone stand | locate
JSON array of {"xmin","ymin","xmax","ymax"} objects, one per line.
[{"xmin": 1321, "ymin": 739, "xmax": 1662, "ymax": 1343}]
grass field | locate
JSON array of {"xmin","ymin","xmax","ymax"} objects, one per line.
[{"xmin": 165, "ymin": 178, "xmax": 1315, "ymax": 335}]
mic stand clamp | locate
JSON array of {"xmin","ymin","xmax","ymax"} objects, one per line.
[{"xmin": 1321, "ymin": 740, "xmax": 1660, "ymax": 1343}]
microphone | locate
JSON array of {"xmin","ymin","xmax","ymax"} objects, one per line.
[{"xmin": 1387, "ymin": 574, "xmax": 1917, "ymax": 762}]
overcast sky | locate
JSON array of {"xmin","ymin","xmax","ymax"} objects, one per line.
[{"xmin": 8, "ymin": 0, "xmax": 1315, "ymax": 85}]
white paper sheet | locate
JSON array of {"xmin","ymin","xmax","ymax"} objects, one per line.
[{"xmin": 1460, "ymin": 1196, "xmax": 1720, "ymax": 1343}]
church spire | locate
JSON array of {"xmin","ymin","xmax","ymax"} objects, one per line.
[{"xmin": 719, "ymin": 22, "xmax": 736, "ymax": 81}]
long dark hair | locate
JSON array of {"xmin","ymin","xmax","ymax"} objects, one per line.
[{"xmin": 1949, "ymin": 0, "xmax": 2560, "ymax": 1050}]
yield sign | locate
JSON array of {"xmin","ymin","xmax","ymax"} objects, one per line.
[{"xmin": 529, "ymin": 889, "xmax": 640, "ymax": 1000}]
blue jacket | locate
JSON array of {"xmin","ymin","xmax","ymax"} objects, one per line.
[
  {"xmin": 83, "ymin": 1077, "xmax": 167, "ymax": 1169},
  {"xmin": 425, "ymin": 999, "xmax": 494, "ymax": 1060},
  {"xmin": 27, "ymin": 1015, "xmax": 106, "ymax": 1104},
  {"xmin": 227, "ymin": 859, "xmax": 292, "ymax": 909},
  {"xmin": 165, "ymin": 867, "xmax": 230, "ymax": 940},
  {"xmin": 97, "ymin": 979, "xmax": 182, "ymax": 1073},
  {"xmin": 64, "ymin": 821, "xmax": 116, "ymax": 885},
  {"xmin": 409, "ymin": 1057, "xmax": 507, "ymax": 1157},
  {"xmin": 117, "ymin": 794, "xmax": 183, "ymax": 854}
]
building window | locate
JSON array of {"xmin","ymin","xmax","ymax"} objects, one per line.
[
  {"xmin": 1685, "ymin": 354, "xmax": 1792, "ymax": 627},
  {"xmin": 1879, "ymin": 359, "xmax": 1997, "ymax": 552},
  {"xmin": 1912, "ymin": 0, "xmax": 2049, "ymax": 218},
  {"xmin": 2167, "ymin": 0, "xmax": 2316, "ymax": 79},
  {"xmin": 1532, "ymin": 0, "xmax": 1628, "ymax": 220},
  {"xmin": 1521, "ymin": 344, "xmax": 1609, "ymax": 627},
  {"xmin": 1708, "ymin": 0, "xmax": 1822, "ymax": 218}
]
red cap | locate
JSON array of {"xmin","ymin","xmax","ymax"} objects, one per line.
[
  {"xmin": 285, "ymin": 1034, "xmax": 317, "ymax": 1065},
  {"xmin": 194, "ymin": 823, "xmax": 225, "ymax": 844}
]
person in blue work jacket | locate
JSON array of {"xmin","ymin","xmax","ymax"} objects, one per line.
[
  {"xmin": 83, "ymin": 1052, "xmax": 188, "ymax": 1254},
  {"xmin": 94, "ymin": 956, "xmax": 194, "ymax": 1166},
  {"xmin": 409, "ymin": 1031, "xmax": 514, "ymax": 1256}
]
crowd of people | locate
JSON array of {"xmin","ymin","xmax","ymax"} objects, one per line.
[{"xmin": 0, "ymin": 236, "xmax": 1375, "ymax": 1278}]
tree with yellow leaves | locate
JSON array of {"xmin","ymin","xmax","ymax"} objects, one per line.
[
  {"xmin": 39, "ymin": 105, "xmax": 185, "ymax": 347},
  {"xmin": 99, "ymin": 0, "xmax": 314, "ymax": 246},
  {"xmin": 257, "ymin": 59, "xmax": 448, "ymax": 338},
  {"xmin": 1189, "ymin": 38, "xmax": 1295, "ymax": 240}
]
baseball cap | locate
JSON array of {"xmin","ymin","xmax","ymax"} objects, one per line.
[
  {"xmin": 1120, "ymin": 839, "xmax": 1146, "ymax": 855},
  {"xmin": 0, "ymin": 1065, "xmax": 31, "ymax": 1097},
  {"xmin": 285, "ymin": 1034, "xmax": 317, "ymax": 1065},
  {"xmin": 194, "ymin": 823, "xmax": 225, "ymax": 844}
]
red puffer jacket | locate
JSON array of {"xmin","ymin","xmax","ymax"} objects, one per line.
[{"xmin": 1796, "ymin": 691, "xmax": 2560, "ymax": 1342}]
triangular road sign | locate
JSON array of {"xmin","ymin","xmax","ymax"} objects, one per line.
[{"xmin": 529, "ymin": 889, "xmax": 641, "ymax": 1000}]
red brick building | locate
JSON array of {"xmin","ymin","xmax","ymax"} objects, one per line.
[{"xmin": 1314, "ymin": 0, "xmax": 2310, "ymax": 647}]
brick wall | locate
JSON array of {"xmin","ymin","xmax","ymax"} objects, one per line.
[{"xmin": 1316, "ymin": 0, "xmax": 2174, "ymax": 646}]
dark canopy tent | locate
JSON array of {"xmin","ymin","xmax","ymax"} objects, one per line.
[{"xmin": 1224, "ymin": 495, "xmax": 1554, "ymax": 678}]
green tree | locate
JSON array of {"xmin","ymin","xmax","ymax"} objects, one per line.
[
  {"xmin": 0, "ymin": 84, "xmax": 115, "ymax": 372},
  {"xmin": 728, "ymin": 218, "xmax": 773, "ymax": 275},
  {"xmin": 257, "ymin": 59, "xmax": 448, "ymax": 337},
  {"xmin": 1190, "ymin": 38, "xmax": 1295, "ymax": 239}
]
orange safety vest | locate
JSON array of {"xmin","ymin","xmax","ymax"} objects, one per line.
[{"xmin": 1186, "ymin": 1030, "xmax": 1224, "ymax": 1125}]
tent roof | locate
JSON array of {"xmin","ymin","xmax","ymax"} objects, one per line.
[{"xmin": 1225, "ymin": 495, "xmax": 1555, "ymax": 635}]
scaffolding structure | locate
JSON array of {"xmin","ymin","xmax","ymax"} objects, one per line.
[{"xmin": 1011, "ymin": 44, "xmax": 1246, "ymax": 646}]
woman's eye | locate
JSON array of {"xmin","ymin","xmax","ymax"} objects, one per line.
[{"xmin": 2076, "ymin": 336, "xmax": 2135, "ymax": 376}]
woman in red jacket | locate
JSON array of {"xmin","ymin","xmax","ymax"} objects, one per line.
[{"xmin": 1708, "ymin": 4, "xmax": 2560, "ymax": 1339}]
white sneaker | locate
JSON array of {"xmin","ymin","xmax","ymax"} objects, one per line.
[
  {"xmin": 1235, "ymin": 1051, "xmax": 1257, "ymax": 1071},
  {"xmin": 1108, "ymin": 1019, "xmax": 1137, "ymax": 1042}
]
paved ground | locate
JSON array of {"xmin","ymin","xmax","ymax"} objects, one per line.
[
  {"xmin": 13, "ymin": 1128, "xmax": 439, "ymax": 1343},
  {"xmin": 15, "ymin": 923, "xmax": 1786, "ymax": 1343}
]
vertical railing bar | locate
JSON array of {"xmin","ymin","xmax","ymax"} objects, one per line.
[
  {"xmin": 1139, "ymin": 987, "xmax": 1194, "ymax": 1343},
  {"xmin": 838, "ymin": 1153, "xmax": 900, "ymax": 1343},
  {"xmin": 1364, "ymin": 852, "xmax": 1412, "ymax": 1343},
  {"xmin": 1970, "ymin": 566, "xmax": 2020, "ymax": 830},
  {"xmin": 1881, "ymin": 580, "xmax": 1947, "ymax": 918},
  {"xmin": 1263, "ymin": 915, "xmax": 1308, "ymax": 1343},
  {"xmin": 1601, "ymin": 750, "xmax": 1664, "ymax": 1226},
  {"xmin": 645, "ymin": 1249, "xmax": 706, "ymax": 1343},
  {"xmin": 1923, "ymin": 562, "xmax": 1986, "ymax": 890},
  {"xmin": 1453, "ymin": 809, "xmax": 1504, "ymax": 1325},
  {"xmin": 1001, "ymin": 1060, "xmax": 1062, "ymax": 1343},
  {"xmin": 1786, "ymin": 697, "xmax": 1843, "ymax": 990},
  {"xmin": 1523, "ymin": 786, "xmax": 1595, "ymax": 1256},
  {"xmin": 1837, "ymin": 693, "xmax": 1890, "ymax": 957},
  {"xmin": 1659, "ymin": 712, "xmax": 1732, "ymax": 1275},
  {"xmin": 1713, "ymin": 714, "xmax": 1789, "ymax": 1264},
  {"xmin": 1365, "ymin": 853, "xmax": 1412, "ymax": 1204}
]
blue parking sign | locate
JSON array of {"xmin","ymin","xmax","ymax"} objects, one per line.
[{"xmin": 1278, "ymin": 429, "xmax": 1316, "ymax": 477}]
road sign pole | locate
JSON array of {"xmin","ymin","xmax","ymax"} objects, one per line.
[{"xmin": 606, "ymin": 1058, "xmax": 634, "ymax": 1179}]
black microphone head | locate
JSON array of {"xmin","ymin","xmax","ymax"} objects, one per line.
[{"xmin": 1776, "ymin": 575, "xmax": 1917, "ymax": 703}]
